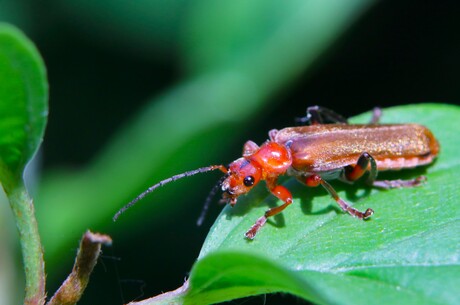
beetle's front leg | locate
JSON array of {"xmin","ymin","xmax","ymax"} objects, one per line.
[{"xmin": 245, "ymin": 179, "xmax": 293, "ymax": 239}]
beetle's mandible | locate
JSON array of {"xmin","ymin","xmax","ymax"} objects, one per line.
[{"xmin": 114, "ymin": 106, "xmax": 439, "ymax": 239}]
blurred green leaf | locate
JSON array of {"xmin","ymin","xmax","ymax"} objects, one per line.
[
  {"xmin": 36, "ymin": 0, "xmax": 376, "ymax": 268},
  {"xmin": 0, "ymin": 22, "xmax": 48, "ymax": 193},
  {"xmin": 178, "ymin": 104, "xmax": 458, "ymax": 305}
]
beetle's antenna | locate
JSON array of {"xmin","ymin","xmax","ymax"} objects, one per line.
[
  {"xmin": 113, "ymin": 165, "xmax": 227, "ymax": 221},
  {"xmin": 196, "ymin": 174, "xmax": 228, "ymax": 226}
]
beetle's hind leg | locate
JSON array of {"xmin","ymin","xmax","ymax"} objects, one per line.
[
  {"xmin": 343, "ymin": 152, "xmax": 426, "ymax": 189},
  {"xmin": 343, "ymin": 152, "xmax": 378, "ymax": 184}
]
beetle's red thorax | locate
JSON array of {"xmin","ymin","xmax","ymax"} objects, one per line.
[{"xmin": 248, "ymin": 142, "xmax": 292, "ymax": 178}]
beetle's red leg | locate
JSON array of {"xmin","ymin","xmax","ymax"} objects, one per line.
[
  {"xmin": 306, "ymin": 175, "xmax": 374, "ymax": 219},
  {"xmin": 245, "ymin": 181, "xmax": 293, "ymax": 239},
  {"xmin": 344, "ymin": 152, "xmax": 425, "ymax": 188}
]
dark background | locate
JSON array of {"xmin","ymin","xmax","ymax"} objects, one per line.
[{"xmin": 3, "ymin": 1, "xmax": 460, "ymax": 304}]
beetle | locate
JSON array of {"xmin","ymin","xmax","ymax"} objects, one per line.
[{"xmin": 113, "ymin": 106, "xmax": 439, "ymax": 239}]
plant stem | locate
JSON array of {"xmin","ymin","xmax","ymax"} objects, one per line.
[{"xmin": 8, "ymin": 181, "xmax": 46, "ymax": 305}]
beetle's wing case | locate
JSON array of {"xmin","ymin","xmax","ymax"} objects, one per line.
[{"xmin": 274, "ymin": 124, "xmax": 439, "ymax": 172}]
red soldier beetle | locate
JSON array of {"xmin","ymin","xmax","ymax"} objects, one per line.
[{"xmin": 113, "ymin": 106, "xmax": 439, "ymax": 239}]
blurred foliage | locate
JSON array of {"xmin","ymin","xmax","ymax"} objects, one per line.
[{"xmin": 1, "ymin": 0, "xmax": 460, "ymax": 304}]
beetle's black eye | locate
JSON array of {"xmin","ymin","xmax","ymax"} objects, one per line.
[{"xmin": 243, "ymin": 176, "xmax": 255, "ymax": 187}]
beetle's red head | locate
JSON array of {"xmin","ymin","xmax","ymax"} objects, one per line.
[{"xmin": 221, "ymin": 157, "xmax": 262, "ymax": 206}]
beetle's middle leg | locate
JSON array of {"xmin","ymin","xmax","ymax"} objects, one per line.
[
  {"xmin": 343, "ymin": 152, "xmax": 425, "ymax": 189},
  {"xmin": 306, "ymin": 175, "xmax": 374, "ymax": 219}
]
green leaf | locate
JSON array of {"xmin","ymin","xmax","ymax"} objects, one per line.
[
  {"xmin": 180, "ymin": 104, "xmax": 459, "ymax": 305},
  {"xmin": 0, "ymin": 23, "xmax": 48, "ymax": 193}
]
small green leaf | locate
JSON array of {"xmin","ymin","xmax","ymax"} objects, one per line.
[
  {"xmin": 184, "ymin": 104, "xmax": 459, "ymax": 305},
  {"xmin": 0, "ymin": 23, "xmax": 48, "ymax": 193}
]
